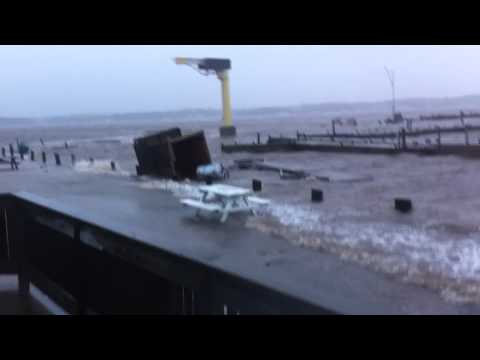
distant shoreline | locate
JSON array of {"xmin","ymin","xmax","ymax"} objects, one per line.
[{"xmin": 2, "ymin": 93, "xmax": 480, "ymax": 124}]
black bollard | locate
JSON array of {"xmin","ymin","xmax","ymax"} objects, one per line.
[
  {"xmin": 71, "ymin": 154, "xmax": 76, "ymax": 165},
  {"xmin": 42, "ymin": 152, "xmax": 46, "ymax": 164},
  {"xmin": 30, "ymin": 150, "xmax": 35, "ymax": 161},
  {"xmin": 395, "ymin": 198, "xmax": 412, "ymax": 213},
  {"xmin": 311, "ymin": 189, "xmax": 323, "ymax": 203},
  {"xmin": 54, "ymin": 153, "xmax": 61, "ymax": 166},
  {"xmin": 252, "ymin": 179, "xmax": 262, "ymax": 192},
  {"xmin": 110, "ymin": 161, "xmax": 116, "ymax": 171}
]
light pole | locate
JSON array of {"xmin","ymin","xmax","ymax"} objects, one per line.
[{"xmin": 385, "ymin": 67, "xmax": 396, "ymax": 121}]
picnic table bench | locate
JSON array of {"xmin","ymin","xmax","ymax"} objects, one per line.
[{"xmin": 181, "ymin": 184, "xmax": 269, "ymax": 223}]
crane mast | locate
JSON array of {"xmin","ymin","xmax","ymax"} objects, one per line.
[{"xmin": 175, "ymin": 57, "xmax": 236, "ymax": 137}]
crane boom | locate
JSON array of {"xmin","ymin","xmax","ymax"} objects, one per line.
[{"xmin": 174, "ymin": 57, "xmax": 202, "ymax": 66}]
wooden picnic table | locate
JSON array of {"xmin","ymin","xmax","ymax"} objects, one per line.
[
  {"xmin": 181, "ymin": 184, "xmax": 270, "ymax": 223},
  {"xmin": 198, "ymin": 184, "xmax": 253, "ymax": 222}
]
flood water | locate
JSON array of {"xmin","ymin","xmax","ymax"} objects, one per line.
[{"xmin": 2, "ymin": 113, "xmax": 480, "ymax": 304}]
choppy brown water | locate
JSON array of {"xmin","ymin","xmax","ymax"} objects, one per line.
[{"xmin": 3, "ymin": 114, "xmax": 480, "ymax": 304}]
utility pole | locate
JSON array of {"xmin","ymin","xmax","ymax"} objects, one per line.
[{"xmin": 385, "ymin": 67, "xmax": 396, "ymax": 121}]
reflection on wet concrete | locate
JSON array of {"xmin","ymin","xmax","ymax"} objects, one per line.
[{"xmin": 0, "ymin": 276, "xmax": 65, "ymax": 315}]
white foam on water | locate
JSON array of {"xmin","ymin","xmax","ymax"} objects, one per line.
[
  {"xmin": 137, "ymin": 178, "xmax": 203, "ymax": 199},
  {"xmin": 260, "ymin": 202, "xmax": 480, "ymax": 304},
  {"xmin": 74, "ymin": 159, "xmax": 130, "ymax": 176},
  {"xmin": 102, "ymin": 135, "xmax": 135, "ymax": 145},
  {"xmin": 132, "ymin": 178, "xmax": 480, "ymax": 303}
]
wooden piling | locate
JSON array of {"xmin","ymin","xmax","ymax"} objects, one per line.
[
  {"xmin": 252, "ymin": 179, "xmax": 262, "ymax": 192},
  {"xmin": 395, "ymin": 198, "xmax": 412, "ymax": 213},
  {"xmin": 311, "ymin": 189, "xmax": 323, "ymax": 203},
  {"xmin": 401, "ymin": 128, "xmax": 407, "ymax": 150}
]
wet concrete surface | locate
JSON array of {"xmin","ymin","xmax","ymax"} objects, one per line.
[
  {"xmin": 2, "ymin": 161, "xmax": 480, "ymax": 314},
  {"xmin": 0, "ymin": 276, "xmax": 65, "ymax": 315}
]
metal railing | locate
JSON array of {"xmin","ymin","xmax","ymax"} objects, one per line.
[{"xmin": 0, "ymin": 193, "xmax": 333, "ymax": 315}]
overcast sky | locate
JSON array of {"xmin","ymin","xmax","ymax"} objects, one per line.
[{"xmin": 0, "ymin": 45, "xmax": 478, "ymax": 117}]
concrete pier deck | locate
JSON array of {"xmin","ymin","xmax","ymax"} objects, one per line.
[{"xmin": 1, "ymin": 163, "xmax": 480, "ymax": 314}]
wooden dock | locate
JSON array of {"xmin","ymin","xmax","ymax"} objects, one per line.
[{"xmin": 222, "ymin": 141, "xmax": 480, "ymax": 158}]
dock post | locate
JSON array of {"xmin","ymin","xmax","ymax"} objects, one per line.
[
  {"xmin": 30, "ymin": 150, "xmax": 34, "ymax": 161},
  {"xmin": 401, "ymin": 128, "xmax": 407, "ymax": 150},
  {"xmin": 395, "ymin": 198, "xmax": 412, "ymax": 213},
  {"xmin": 54, "ymin": 153, "xmax": 61, "ymax": 166},
  {"xmin": 311, "ymin": 189, "xmax": 323, "ymax": 203},
  {"xmin": 252, "ymin": 179, "xmax": 262, "ymax": 192}
]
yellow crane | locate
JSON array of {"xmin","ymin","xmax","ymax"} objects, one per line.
[{"xmin": 174, "ymin": 57, "xmax": 236, "ymax": 137}]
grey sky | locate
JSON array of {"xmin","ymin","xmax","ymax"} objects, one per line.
[{"xmin": 0, "ymin": 45, "xmax": 479, "ymax": 117}]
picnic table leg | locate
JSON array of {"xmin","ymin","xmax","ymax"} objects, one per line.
[
  {"xmin": 220, "ymin": 201, "xmax": 232, "ymax": 223},
  {"xmin": 243, "ymin": 197, "xmax": 256, "ymax": 216}
]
